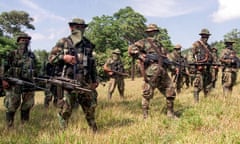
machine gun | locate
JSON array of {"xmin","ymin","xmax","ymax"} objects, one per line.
[
  {"xmin": 33, "ymin": 76, "xmax": 92, "ymax": 93},
  {"xmin": 3, "ymin": 77, "xmax": 47, "ymax": 91}
]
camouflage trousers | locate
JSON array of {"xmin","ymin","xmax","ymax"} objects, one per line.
[
  {"xmin": 222, "ymin": 69, "xmax": 237, "ymax": 97},
  {"xmin": 171, "ymin": 73, "xmax": 184, "ymax": 93},
  {"xmin": 57, "ymin": 88, "xmax": 98, "ymax": 129},
  {"xmin": 142, "ymin": 72, "xmax": 176, "ymax": 116},
  {"xmin": 44, "ymin": 83, "xmax": 57, "ymax": 108},
  {"xmin": 193, "ymin": 69, "xmax": 212, "ymax": 102},
  {"xmin": 4, "ymin": 85, "xmax": 34, "ymax": 112},
  {"xmin": 211, "ymin": 68, "xmax": 219, "ymax": 88},
  {"xmin": 108, "ymin": 76, "xmax": 125, "ymax": 99}
]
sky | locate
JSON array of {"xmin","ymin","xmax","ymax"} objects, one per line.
[{"xmin": 1, "ymin": 0, "xmax": 240, "ymax": 51}]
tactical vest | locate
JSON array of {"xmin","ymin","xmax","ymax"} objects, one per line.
[
  {"xmin": 110, "ymin": 59, "xmax": 124, "ymax": 73},
  {"xmin": 6, "ymin": 49, "xmax": 35, "ymax": 81},
  {"xmin": 194, "ymin": 41, "xmax": 212, "ymax": 63},
  {"xmin": 59, "ymin": 37, "xmax": 95, "ymax": 80}
]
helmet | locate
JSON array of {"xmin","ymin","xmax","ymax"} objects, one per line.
[
  {"xmin": 145, "ymin": 24, "xmax": 159, "ymax": 32},
  {"xmin": 112, "ymin": 48, "xmax": 121, "ymax": 54},
  {"xmin": 17, "ymin": 33, "xmax": 31, "ymax": 42},
  {"xmin": 199, "ymin": 28, "xmax": 211, "ymax": 36},
  {"xmin": 68, "ymin": 18, "xmax": 88, "ymax": 27},
  {"xmin": 174, "ymin": 44, "xmax": 182, "ymax": 49}
]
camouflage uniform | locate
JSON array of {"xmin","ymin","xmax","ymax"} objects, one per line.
[
  {"xmin": 41, "ymin": 61, "xmax": 58, "ymax": 108},
  {"xmin": 219, "ymin": 40, "xmax": 239, "ymax": 97},
  {"xmin": 3, "ymin": 33, "xmax": 36, "ymax": 128},
  {"xmin": 128, "ymin": 24, "xmax": 176, "ymax": 119},
  {"xmin": 49, "ymin": 18, "xmax": 98, "ymax": 132},
  {"xmin": 190, "ymin": 29, "xmax": 213, "ymax": 103},
  {"xmin": 103, "ymin": 49, "xmax": 125, "ymax": 100},
  {"xmin": 211, "ymin": 47, "xmax": 219, "ymax": 88},
  {"xmin": 167, "ymin": 44, "xmax": 189, "ymax": 93}
]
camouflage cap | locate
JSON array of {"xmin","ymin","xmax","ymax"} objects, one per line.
[
  {"xmin": 174, "ymin": 44, "xmax": 182, "ymax": 49},
  {"xmin": 17, "ymin": 33, "xmax": 31, "ymax": 42},
  {"xmin": 145, "ymin": 24, "xmax": 159, "ymax": 32},
  {"xmin": 68, "ymin": 18, "xmax": 88, "ymax": 27},
  {"xmin": 112, "ymin": 48, "xmax": 121, "ymax": 54},
  {"xmin": 199, "ymin": 28, "xmax": 211, "ymax": 36},
  {"xmin": 224, "ymin": 39, "xmax": 235, "ymax": 44}
]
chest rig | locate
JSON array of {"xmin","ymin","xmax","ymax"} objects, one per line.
[
  {"xmin": 62, "ymin": 37, "xmax": 93, "ymax": 79},
  {"xmin": 8, "ymin": 49, "xmax": 35, "ymax": 80}
]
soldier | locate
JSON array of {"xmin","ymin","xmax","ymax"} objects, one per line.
[
  {"xmin": 211, "ymin": 47, "xmax": 219, "ymax": 88},
  {"xmin": 219, "ymin": 40, "xmax": 239, "ymax": 97},
  {"xmin": 2, "ymin": 33, "xmax": 37, "ymax": 128},
  {"xmin": 190, "ymin": 28, "xmax": 213, "ymax": 103},
  {"xmin": 167, "ymin": 44, "xmax": 189, "ymax": 93},
  {"xmin": 128, "ymin": 24, "xmax": 177, "ymax": 119},
  {"xmin": 103, "ymin": 49, "xmax": 125, "ymax": 100},
  {"xmin": 48, "ymin": 18, "xmax": 98, "ymax": 132}
]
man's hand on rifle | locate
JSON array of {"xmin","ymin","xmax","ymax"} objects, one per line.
[
  {"xmin": 91, "ymin": 82, "xmax": 99, "ymax": 89},
  {"xmin": 2, "ymin": 80, "xmax": 9, "ymax": 89},
  {"xmin": 175, "ymin": 68, "xmax": 179, "ymax": 74},
  {"xmin": 63, "ymin": 54, "xmax": 76, "ymax": 65}
]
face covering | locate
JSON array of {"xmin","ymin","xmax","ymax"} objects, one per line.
[
  {"xmin": 112, "ymin": 54, "xmax": 120, "ymax": 60},
  {"xmin": 71, "ymin": 29, "xmax": 84, "ymax": 45},
  {"xmin": 18, "ymin": 42, "xmax": 29, "ymax": 55}
]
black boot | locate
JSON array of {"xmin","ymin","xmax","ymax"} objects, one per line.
[
  {"xmin": 166, "ymin": 100, "xmax": 177, "ymax": 119},
  {"xmin": 6, "ymin": 111, "xmax": 15, "ymax": 128},
  {"xmin": 108, "ymin": 92, "xmax": 112, "ymax": 100},
  {"xmin": 87, "ymin": 119, "xmax": 98, "ymax": 133},
  {"xmin": 194, "ymin": 91, "xmax": 199, "ymax": 103},
  {"xmin": 21, "ymin": 109, "xmax": 30, "ymax": 124},
  {"xmin": 143, "ymin": 108, "xmax": 148, "ymax": 119}
]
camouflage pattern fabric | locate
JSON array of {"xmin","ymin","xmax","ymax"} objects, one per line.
[
  {"xmin": 191, "ymin": 40, "xmax": 212, "ymax": 102},
  {"xmin": 104, "ymin": 57, "xmax": 125, "ymax": 99},
  {"xmin": 3, "ymin": 37, "xmax": 36, "ymax": 127},
  {"xmin": 220, "ymin": 48, "xmax": 238, "ymax": 97},
  {"xmin": 49, "ymin": 31, "xmax": 98, "ymax": 131},
  {"xmin": 167, "ymin": 50, "xmax": 189, "ymax": 93},
  {"xmin": 129, "ymin": 35, "xmax": 176, "ymax": 118}
]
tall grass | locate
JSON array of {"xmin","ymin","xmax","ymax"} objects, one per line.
[{"xmin": 1, "ymin": 72, "xmax": 240, "ymax": 144}]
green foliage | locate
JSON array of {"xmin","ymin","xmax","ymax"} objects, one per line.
[
  {"xmin": 86, "ymin": 6, "xmax": 173, "ymax": 76},
  {"xmin": 0, "ymin": 36, "xmax": 16, "ymax": 55},
  {"xmin": 33, "ymin": 50, "xmax": 49, "ymax": 76},
  {"xmin": 0, "ymin": 10, "xmax": 35, "ymax": 37}
]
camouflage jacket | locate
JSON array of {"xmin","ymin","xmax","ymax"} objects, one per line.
[
  {"xmin": 191, "ymin": 40, "xmax": 212, "ymax": 63},
  {"xmin": 4, "ymin": 47, "xmax": 36, "ymax": 82},
  {"xmin": 130, "ymin": 37, "xmax": 167, "ymax": 76},
  {"xmin": 49, "ymin": 36, "xmax": 97, "ymax": 83}
]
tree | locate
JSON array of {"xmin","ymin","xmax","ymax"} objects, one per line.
[
  {"xmin": 0, "ymin": 10, "xmax": 35, "ymax": 37},
  {"xmin": 223, "ymin": 28, "xmax": 240, "ymax": 55}
]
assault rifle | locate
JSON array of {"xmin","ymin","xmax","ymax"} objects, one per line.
[
  {"xmin": 188, "ymin": 63, "xmax": 224, "ymax": 67},
  {"xmin": 3, "ymin": 77, "xmax": 47, "ymax": 91},
  {"xmin": 33, "ymin": 76, "xmax": 92, "ymax": 93},
  {"xmin": 108, "ymin": 70, "xmax": 129, "ymax": 77}
]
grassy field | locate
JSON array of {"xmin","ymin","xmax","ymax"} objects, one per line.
[{"xmin": 1, "ymin": 72, "xmax": 240, "ymax": 144}]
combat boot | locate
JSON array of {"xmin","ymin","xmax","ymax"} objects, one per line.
[
  {"xmin": 6, "ymin": 111, "xmax": 15, "ymax": 128},
  {"xmin": 143, "ymin": 109, "xmax": 148, "ymax": 119},
  {"xmin": 21, "ymin": 109, "xmax": 30, "ymax": 124},
  {"xmin": 107, "ymin": 92, "xmax": 112, "ymax": 100},
  {"xmin": 166, "ymin": 100, "xmax": 177, "ymax": 119},
  {"xmin": 194, "ymin": 91, "xmax": 199, "ymax": 103},
  {"xmin": 87, "ymin": 119, "xmax": 98, "ymax": 133},
  {"xmin": 57, "ymin": 112, "xmax": 68, "ymax": 130}
]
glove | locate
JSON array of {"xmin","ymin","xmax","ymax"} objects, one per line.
[
  {"xmin": 63, "ymin": 54, "xmax": 76, "ymax": 65},
  {"xmin": 2, "ymin": 80, "xmax": 9, "ymax": 89},
  {"xmin": 91, "ymin": 82, "xmax": 99, "ymax": 89}
]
